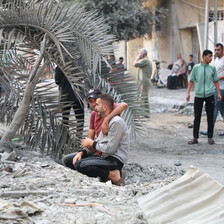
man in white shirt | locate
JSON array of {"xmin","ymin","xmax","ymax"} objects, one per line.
[
  {"xmin": 200, "ymin": 43, "xmax": 224, "ymax": 136},
  {"xmin": 213, "ymin": 43, "xmax": 224, "ymax": 135}
]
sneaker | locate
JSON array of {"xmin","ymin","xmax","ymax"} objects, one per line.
[
  {"xmin": 200, "ymin": 130, "xmax": 208, "ymax": 135},
  {"xmin": 208, "ymin": 138, "xmax": 215, "ymax": 145},
  {"xmin": 218, "ymin": 132, "xmax": 224, "ymax": 136}
]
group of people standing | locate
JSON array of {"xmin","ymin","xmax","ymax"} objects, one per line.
[
  {"xmin": 187, "ymin": 43, "xmax": 224, "ymax": 145},
  {"xmin": 132, "ymin": 45, "xmax": 224, "ymax": 146}
]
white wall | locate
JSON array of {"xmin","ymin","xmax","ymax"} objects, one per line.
[{"xmin": 208, "ymin": 21, "xmax": 224, "ymax": 52}]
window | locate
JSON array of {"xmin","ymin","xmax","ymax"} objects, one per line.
[
  {"xmin": 155, "ymin": 11, "xmax": 161, "ymax": 31},
  {"xmin": 209, "ymin": 11, "xmax": 224, "ymax": 22}
]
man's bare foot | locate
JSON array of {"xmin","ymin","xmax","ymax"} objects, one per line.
[
  {"xmin": 108, "ymin": 170, "xmax": 124, "ymax": 186},
  {"xmin": 108, "ymin": 170, "xmax": 121, "ymax": 183}
]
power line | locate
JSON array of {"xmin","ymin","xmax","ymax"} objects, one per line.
[{"xmin": 180, "ymin": 0, "xmax": 205, "ymax": 10}]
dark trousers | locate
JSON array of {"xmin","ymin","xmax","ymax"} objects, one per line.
[
  {"xmin": 62, "ymin": 101, "xmax": 84, "ymax": 138},
  {"xmin": 193, "ymin": 95, "xmax": 214, "ymax": 139},
  {"xmin": 62, "ymin": 153, "xmax": 123, "ymax": 180}
]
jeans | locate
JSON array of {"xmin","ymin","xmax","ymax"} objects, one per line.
[
  {"xmin": 213, "ymin": 89, "xmax": 224, "ymax": 124},
  {"xmin": 193, "ymin": 95, "xmax": 214, "ymax": 139},
  {"xmin": 75, "ymin": 156, "xmax": 123, "ymax": 180},
  {"xmin": 62, "ymin": 153, "xmax": 123, "ymax": 180}
]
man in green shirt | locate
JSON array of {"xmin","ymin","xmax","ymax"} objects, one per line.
[
  {"xmin": 186, "ymin": 50, "xmax": 222, "ymax": 145},
  {"xmin": 133, "ymin": 48, "xmax": 152, "ymax": 117}
]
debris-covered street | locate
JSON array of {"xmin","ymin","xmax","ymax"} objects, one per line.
[{"xmin": 0, "ymin": 86, "xmax": 224, "ymax": 224}]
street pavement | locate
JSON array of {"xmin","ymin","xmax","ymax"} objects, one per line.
[{"xmin": 149, "ymin": 85, "xmax": 194, "ymax": 113}]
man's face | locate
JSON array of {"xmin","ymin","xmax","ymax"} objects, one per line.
[
  {"xmin": 177, "ymin": 54, "xmax": 182, "ymax": 60},
  {"xmin": 189, "ymin": 56, "xmax": 193, "ymax": 62},
  {"xmin": 95, "ymin": 98, "xmax": 105, "ymax": 117},
  {"xmin": 204, "ymin": 54, "xmax": 213, "ymax": 63},
  {"xmin": 88, "ymin": 98, "xmax": 96, "ymax": 111},
  {"xmin": 214, "ymin": 46, "xmax": 223, "ymax": 58},
  {"xmin": 119, "ymin": 59, "xmax": 123, "ymax": 64},
  {"xmin": 138, "ymin": 51, "xmax": 145, "ymax": 59}
]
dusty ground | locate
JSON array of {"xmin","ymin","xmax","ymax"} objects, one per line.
[
  {"xmin": 130, "ymin": 113, "xmax": 224, "ymax": 185},
  {"xmin": 130, "ymin": 86, "xmax": 224, "ymax": 185}
]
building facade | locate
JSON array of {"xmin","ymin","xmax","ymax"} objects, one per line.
[{"xmin": 117, "ymin": 0, "xmax": 224, "ymax": 78}]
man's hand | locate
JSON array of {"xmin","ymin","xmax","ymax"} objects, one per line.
[
  {"xmin": 72, "ymin": 152, "xmax": 83, "ymax": 166},
  {"xmin": 102, "ymin": 118, "xmax": 109, "ymax": 135},
  {"xmin": 218, "ymin": 93, "xmax": 222, "ymax": 101},
  {"xmin": 81, "ymin": 137, "xmax": 94, "ymax": 149},
  {"xmin": 133, "ymin": 54, "xmax": 141, "ymax": 67},
  {"xmin": 186, "ymin": 93, "xmax": 190, "ymax": 102}
]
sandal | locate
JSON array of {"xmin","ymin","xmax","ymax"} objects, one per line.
[
  {"xmin": 188, "ymin": 139, "xmax": 198, "ymax": 144},
  {"xmin": 208, "ymin": 138, "xmax": 215, "ymax": 145}
]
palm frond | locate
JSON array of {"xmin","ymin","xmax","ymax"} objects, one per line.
[{"xmin": 0, "ymin": 0, "xmax": 150, "ymax": 159}]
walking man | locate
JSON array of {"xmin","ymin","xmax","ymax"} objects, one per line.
[
  {"xmin": 133, "ymin": 48, "xmax": 152, "ymax": 117},
  {"xmin": 186, "ymin": 50, "xmax": 221, "ymax": 145}
]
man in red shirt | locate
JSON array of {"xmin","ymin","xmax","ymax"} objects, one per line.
[
  {"xmin": 62, "ymin": 89, "xmax": 128, "ymax": 170},
  {"xmin": 87, "ymin": 88, "xmax": 128, "ymax": 138}
]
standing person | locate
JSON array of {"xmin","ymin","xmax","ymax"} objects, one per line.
[
  {"xmin": 187, "ymin": 54, "xmax": 195, "ymax": 80},
  {"xmin": 55, "ymin": 66, "xmax": 84, "ymax": 138},
  {"xmin": 116, "ymin": 57, "xmax": 125, "ymax": 72},
  {"xmin": 186, "ymin": 50, "xmax": 221, "ymax": 145},
  {"xmin": 110, "ymin": 57, "xmax": 125, "ymax": 83},
  {"xmin": 200, "ymin": 43, "xmax": 224, "ymax": 136},
  {"xmin": 133, "ymin": 48, "xmax": 152, "ymax": 117},
  {"xmin": 111, "ymin": 57, "xmax": 125, "ymax": 72},
  {"xmin": 62, "ymin": 89, "xmax": 128, "ymax": 167}
]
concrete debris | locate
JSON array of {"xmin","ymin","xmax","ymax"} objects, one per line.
[
  {"xmin": 174, "ymin": 161, "xmax": 182, "ymax": 166},
  {"xmin": 0, "ymin": 149, "xmax": 180, "ymax": 224},
  {"xmin": 5, "ymin": 149, "xmax": 22, "ymax": 162},
  {"xmin": 0, "ymin": 199, "xmax": 42, "ymax": 224},
  {"xmin": 0, "ymin": 190, "xmax": 53, "ymax": 198},
  {"xmin": 123, "ymin": 162, "xmax": 180, "ymax": 185},
  {"xmin": 0, "ymin": 141, "xmax": 14, "ymax": 153}
]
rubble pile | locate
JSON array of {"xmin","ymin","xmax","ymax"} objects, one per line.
[{"xmin": 0, "ymin": 147, "xmax": 181, "ymax": 224}]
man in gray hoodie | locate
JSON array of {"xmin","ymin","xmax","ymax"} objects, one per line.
[{"xmin": 73, "ymin": 94, "xmax": 129, "ymax": 186}]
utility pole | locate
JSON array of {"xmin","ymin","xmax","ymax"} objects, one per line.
[
  {"xmin": 204, "ymin": 0, "xmax": 209, "ymax": 50},
  {"xmin": 214, "ymin": 0, "xmax": 218, "ymax": 45}
]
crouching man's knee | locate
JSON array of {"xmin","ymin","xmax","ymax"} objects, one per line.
[{"xmin": 62, "ymin": 153, "xmax": 77, "ymax": 170}]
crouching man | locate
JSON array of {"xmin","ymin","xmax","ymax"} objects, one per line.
[{"xmin": 74, "ymin": 94, "xmax": 129, "ymax": 186}]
